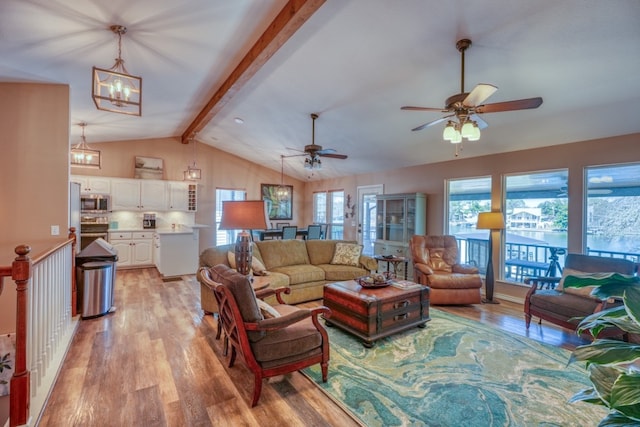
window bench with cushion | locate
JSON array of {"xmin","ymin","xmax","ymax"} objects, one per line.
[
  {"xmin": 197, "ymin": 239, "xmax": 377, "ymax": 313},
  {"xmin": 524, "ymin": 253, "xmax": 637, "ymax": 332}
]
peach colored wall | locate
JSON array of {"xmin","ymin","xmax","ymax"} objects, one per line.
[
  {"xmin": 307, "ymin": 133, "xmax": 639, "ymax": 243},
  {"xmin": 305, "ymin": 133, "xmax": 640, "ymax": 300},
  {"xmin": 0, "ymin": 83, "xmax": 70, "ymax": 335},
  {"xmin": 73, "ymin": 137, "xmax": 308, "ymax": 250},
  {"xmin": 0, "ymin": 82, "xmax": 69, "ymax": 423}
]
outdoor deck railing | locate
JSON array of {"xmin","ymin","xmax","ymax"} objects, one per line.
[{"xmin": 456, "ymin": 236, "xmax": 639, "ymax": 283}]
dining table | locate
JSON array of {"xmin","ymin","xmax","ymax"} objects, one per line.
[{"xmin": 252, "ymin": 228, "xmax": 308, "ymax": 241}]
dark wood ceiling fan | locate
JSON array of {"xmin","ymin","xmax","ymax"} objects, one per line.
[
  {"xmin": 286, "ymin": 113, "xmax": 348, "ymax": 162},
  {"xmin": 401, "ymin": 39, "xmax": 543, "ymax": 132}
]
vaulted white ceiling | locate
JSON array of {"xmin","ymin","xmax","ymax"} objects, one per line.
[{"xmin": 2, "ymin": 0, "xmax": 639, "ymax": 181}]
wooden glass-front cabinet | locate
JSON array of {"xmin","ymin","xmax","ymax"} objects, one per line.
[{"xmin": 374, "ymin": 193, "xmax": 427, "ymax": 276}]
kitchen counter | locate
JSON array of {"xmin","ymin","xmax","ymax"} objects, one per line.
[
  {"xmin": 155, "ymin": 227, "xmax": 194, "ymax": 235},
  {"xmin": 108, "ymin": 225, "xmax": 205, "ymax": 234},
  {"xmin": 154, "ymin": 228, "xmax": 199, "ymax": 277}
]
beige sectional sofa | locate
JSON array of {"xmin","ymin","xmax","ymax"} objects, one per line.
[{"xmin": 197, "ymin": 239, "xmax": 377, "ymax": 312}]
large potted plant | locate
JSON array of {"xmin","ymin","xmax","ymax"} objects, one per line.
[{"xmin": 566, "ymin": 272, "xmax": 640, "ymax": 425}]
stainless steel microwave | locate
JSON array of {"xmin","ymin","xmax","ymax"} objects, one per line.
[{"xmin": 80, "ymin": 194, "xmax": 110, "ymax": 213}]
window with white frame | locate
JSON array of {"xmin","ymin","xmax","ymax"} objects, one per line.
[
  {"xmin": 313, "ymin": 190, "xmax": 344, "ymax": 239},
  {"xmin": 215, "ymin": 188, "xmax": 246, "ymax": 245},
  {"xmin": 585, "ymin": 163, "xmax": 640, "ymax": 263}
]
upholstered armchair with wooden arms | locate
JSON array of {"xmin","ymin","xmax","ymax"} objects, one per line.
[
  {"xmin": 524, "ymin": 253, "xmax": 637, "ymax": 331},
  {"xmin": 409, "ymin": 235, "xmax": 483, "ymax": 305},
  {"xmin": 199, "ymin": 264, "xmax": 331, "ymax": 407}
]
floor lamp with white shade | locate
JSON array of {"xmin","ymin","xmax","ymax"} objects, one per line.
[{"xmin": 476, "ymin": 211, "xmax": 505, "ymax": 304}]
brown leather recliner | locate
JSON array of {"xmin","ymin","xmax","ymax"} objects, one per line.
[{"xmin": 410, "ymin": 235, "xmax": 483, "ymax": 305}]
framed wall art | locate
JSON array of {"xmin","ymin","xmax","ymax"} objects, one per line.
[
  {"xmin": 261, "ymin": 184, "xmax": 293, "ymax": 220},
  {"xmin": 134, "ymin": 156, "xmax": 164, "ymax": 179}
]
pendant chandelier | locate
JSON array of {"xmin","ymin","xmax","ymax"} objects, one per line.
[
  {"xmin": 70, "ymin": 122, "xmax": 101, "ymax": 169},
  {"xmin": 276, "ymin": 155, "xmax": 290, "ymax": 201},
  {"xmin": 183, "ymin": 136, "xmax": 201, "ymax": 180},
  {"xmin": 92, "ymin": 25, "xmax": 142, "ymax": 116}
]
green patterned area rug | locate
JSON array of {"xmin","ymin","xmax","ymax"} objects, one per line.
[{"xmin": 303, "ymin": 309, "xmax": 606, "ymax": 427}]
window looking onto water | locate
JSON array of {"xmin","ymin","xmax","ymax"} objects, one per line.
[
  {"xmin": 503, "ymin": 170, "xmax": 568, "ymax": 282},
  {"xmin": 215, "ymin": 188, "xmax": 246, "ymax": 245},
  {"xmin": 585, "ymin": 163, "xmax": 640, "ymax": 262},
  {"xmin": 446, "ymin": 177, "xmax": 492, "ymax": 268}
]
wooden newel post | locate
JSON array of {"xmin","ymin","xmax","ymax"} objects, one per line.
[
  {"xmin": 10, "ymin": 244, "xmax": 32, "ymax": 427},
  {"xmin": 69, "ymin": 227, "xmax": 78, "ymax": 317}
]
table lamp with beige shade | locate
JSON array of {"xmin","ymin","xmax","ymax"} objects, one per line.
[
  {"xmin": 476, "ymin": 211, "xmax": 505, "ymax": 304},
  {"xmin": 219, "ymin": 200, "xmax": 268, "ymax": 275}
]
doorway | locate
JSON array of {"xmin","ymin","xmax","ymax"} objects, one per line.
[{"xmin": 357, "ymin": 184, "xmax": 383, "ymax": 255}]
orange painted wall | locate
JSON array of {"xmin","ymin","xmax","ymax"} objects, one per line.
[{"xmin": 0, "ymin": 83, "xmax": 70, "ymax": 334}]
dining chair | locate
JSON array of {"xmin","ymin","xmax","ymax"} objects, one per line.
[
  {"xmin": 306, "ymin": 224, "xmax": 322, "ymax": 240},
  {"xmin": 319, "ymin": 223, "xmax": 328, "ymax": 239},
  {"xmin": 281, "ymin": 225, "xmax": 297, "ymax": 240}
]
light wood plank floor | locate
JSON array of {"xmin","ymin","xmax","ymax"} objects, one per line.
[{"xmin": 37, "ymin": 268, "xmax": 588, "ymax": 426}]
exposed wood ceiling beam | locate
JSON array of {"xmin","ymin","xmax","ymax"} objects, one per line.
[{"xmin": 181, "ymin": 0, "xmax": 326, "ymax": 143}]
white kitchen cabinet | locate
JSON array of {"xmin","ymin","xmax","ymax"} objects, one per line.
[
  {"xmin": 111, "ymin": 178, "xmax": 167, "ymax": 211},
  {"xmin": 155, "ymin": 229, "xmax": 199, "ymax": 277},
  {"xmin": 109, "ymin": 231, "xmax": 154, "ymax": 267},
  {"xmin": 167, "ymin": 181, "xmax": 197, "ymax": 211},
  {"xmin": 71, "ymin": 175, "xmax": 111, "ymax": 194},
  {"xmin": 167, "ymin": 181, "xmax": 189, "ymax": 211}
]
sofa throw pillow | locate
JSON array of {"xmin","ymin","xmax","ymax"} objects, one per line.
[
  {"xmin": 227, "ymin": 251, "xmax": 237, "ymax": 269},
  {"xmin": 557, "ymin": 268, "xmax": 597, "ymax": 298},
  {"xmin": 251, "ymin": 257, "xmax": 268, "ymax": 275},
  {"xmin": 330, "ymin": 243, "xmax": 362, "ymax": 266},
  {"xmin": 228, "ymin": 251, "xmax": 269, "ymax": 275},
  {"xmin": 257, "ymin": 299, "xmax": 281, "ymax": 319}
]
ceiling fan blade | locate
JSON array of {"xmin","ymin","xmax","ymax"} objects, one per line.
[
  {"xmin": 411, "ymin": 114, "xmax": 455, "ymax": 132},
  {"xmin": 463, "ymin": 84, "xmax": 498, "ymax": 107},
  {"xmin": 401, "ymin": 106, "xmax": 447, "ymax": 112},
  {"xmin": 470, "ymin": 114, "xmax": 489, "ymax": 129},
  {"xmin": 319, "ymin": 153, "xmax": 347, "ymax": 159},
  {"xmin": 316, "ymin": 148, "xmax": 336, "ymax": 155},
  {"xmin": 475, "ymin": 97, "xmax": 543, "ymax": 114},
  {"xmin": 282, "ymin": 153, "xmax": 306, "ymax": 158}
]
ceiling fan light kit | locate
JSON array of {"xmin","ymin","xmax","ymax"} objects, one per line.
[
  {"xmin": 401, "ymin": 38, "xmax": 542, "ymax": 154},
  {"xmin": 92, "ymin": 25, "xmax": 142, "ymax": 116},
  {"xmin": 305, "ymin": 156, "xmax": 322, "ymax": 170}
]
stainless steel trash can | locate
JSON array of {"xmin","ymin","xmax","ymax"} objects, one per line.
[
  {"xmin": 78, "ymin": 261, "xmax": 114, "ymax": 319},
  {"xmin": 76, "ymin": 238, "xmax": 118, "ymax": 318}
]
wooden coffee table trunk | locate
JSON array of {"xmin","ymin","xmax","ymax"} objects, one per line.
[{"xmin": 323, "ymin": 280, "xmax": 430, "ymax": 347}]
